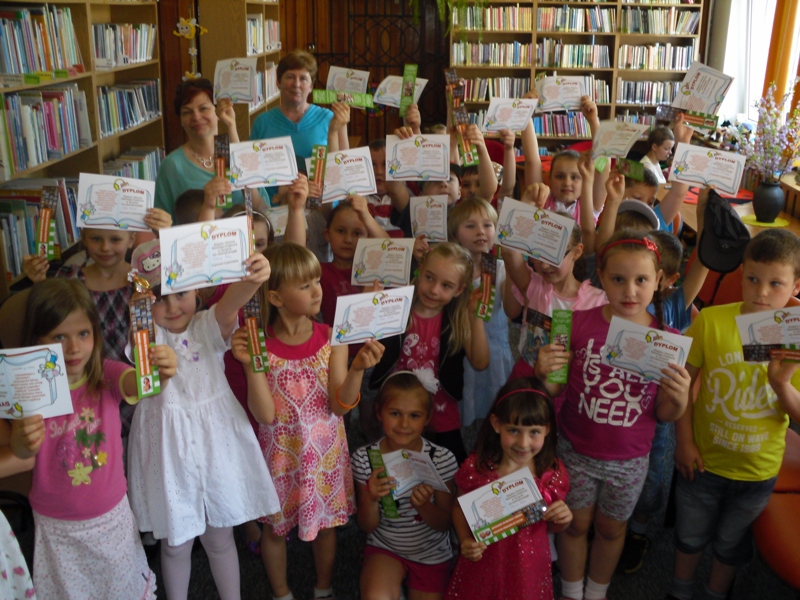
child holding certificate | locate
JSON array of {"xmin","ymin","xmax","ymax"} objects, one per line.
[
  {"xmin": 352, "ymin": 372, "xmax": 457, "ymax": 600},
  {"xmin": 445, "ymin": 378, "xmax": 572, "ymax": 600},
  {"xmin": 258, "ymin": 242, "xmax": 385, "ymax": 600},
  {"xmin": 9, "ymin": 278, "xmax": 177, "ymax": 599},
  {"xmin": 534, "ymin": 230, "xmax": 691, "ymax": 600}
]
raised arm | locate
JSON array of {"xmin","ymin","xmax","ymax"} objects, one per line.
[
  {"xmin": 498, "ymin": 129, "xmax": 518, "ymax": 199},
  {"xmin": 404, "ymin": 103, "xmax": 422, "ymax": 135},
  {"xmin": 217, "ymin": 99, "xmax": 239, "ymax": 144},
  {"xmin": 350, "ymin": 194, "xmax": 389, "ymax": 238},
  {"xmin": 580, "ymin": 95, "xmax": 608, "ymax": 211},
  {"xmin": 655, "ymin": 114, "xmax": 692, "ymax": 224},
  {"xmin": 215, "ymin": 252, "xmax": 272, "ymax": 339},
  {"xmin": 595, "ymin": 171, "xmax": 625, "ymax": 251},
  {"xmin": 231, "ymin": 327, "xmax": 275, "ymax": 424},
  {"xmin": 283, "ymin": 173, "xmax": 309, "ymax": 246},
  {"xmin": 576, "ymin": 154, "xmax": 597, "ymax": 255},
  {"xmin": 521, "ymin": 90, "xmax": 543, "ymax": 186},
  {"xmin": 327, "ymin": 102, "xmax": 350, "ymax": 152},
  {"xmin": 466, "ymin": 289, "xmax": 490, "ymax": 370},
  {"xmin": 465, "ymin": 124, "xmax": 498, "ymax": 200},
  {"xmin": 328, "ymin": 338, "xmax": 385, "ymax": 417}
]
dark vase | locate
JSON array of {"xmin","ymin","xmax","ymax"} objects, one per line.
[{"xmin": 753, "ymin": 181, "xmax": 785, "ymax": 223}]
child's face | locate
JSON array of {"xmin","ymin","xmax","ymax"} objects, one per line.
[
  {"xmin": 490, "ymin": 415, "xmax": 549, "ymax": 471},
  {"xmin": 40, "ymin": 309, "xmax": 94, "ymax": 384},
  {"xmin": 652, "ymin": 140, "xmax": 675, "ymax": 162},
  {"xmin": 152, "ymin": 290, "xmax": 198, "ymax": 334},
  {"xmin": 625, "ymin": 182, "xmax": 658, "ymax": 207},
  {"xmin": 416, "ymin": 254, "xmax": 466, "ymax": 313},
  {"xmin": 532, "ymin": 243, "xmax": 581, "ymax": 286},
  {"xmin": 422, "ymin": 173, "xmax": 461, "ymax": 206},
  {"xmin": 270, "ymin": 276, "xmax": 323, "ymax": 317},
  {"xmin": 82, "ymin": 229, "xmax": 134, "ymax": 269},
  {"xmin": 599, "ymin": 250, "xmax": 661, "ymax": 322},
  {"xmin": 550, "ymin": 158, "xmax": 581, "ymax": 205},
  {"xmin": 741, "ymin": 260, "xmax": 800, "ymax": 314},
  {"xmin": 456, "ymin": 209, "xmax": 496, "ymax": 256},
  {"xmin": 378, "ymin": 390, "xmax": 431, "ymax": 451},
  {"xmin": 253, "ymin": 220, "xmax": 269, "ymax": 255},
  {"xmin": 370, "ymin": 147, "xmax": 387, "ymax": 196},
  {"xmin": 460, "ymin": 172, "xmax": 480, "ymax": 200},
  {"xmin": 324, "ymin": 208, "xmax": 368, "ymax": 263}
]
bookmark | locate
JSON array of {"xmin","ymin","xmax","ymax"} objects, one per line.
[
  {"xmin": 616, "ymin": 158, "xmax": 645, "ymax": 181},
  {"xmin": 367, "ymin": 448, "xmax": 400, "ymax": 518},
  {"xmin": 243, "ymin": 295, "xmax": 269, "ymax": 373},
  {"xmin": 37, "ymin": 186, "xmax": 60, "ymax": 260},
  {"xmin": 214, "ymin": 133, "xmax": 233, "ymax": 209},
  {"xmin": 475, "ymin": 248, "xmax": 497, "ymax": 321},
  {"xmin": 243, "ymin": 188, "xmax": 255, "ymax": 255},
  {"xmin": 399, "ymin": 64, "xmax": 418, "ymax": 117},
  {"xmin": 453, "ymin": 106, "xmax": 479, "ymax": 167},
  {"xmin": 129, "ymin": 297, "xmax": 160, "ymax": 398},
  {"xmin": 308, "ymin": 144, "xmax": 327, "ymax": 209},
  {"xmin": 547, "ymin": 310, "xmax": 572, "ymax": 384}
]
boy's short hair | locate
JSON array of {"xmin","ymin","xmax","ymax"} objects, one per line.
[
  {"xmin": 368, "ymin": 139, "xmax": 386, "ymax": 152},
  {"xmin": 615, "ymin": 211, "xmax": 654, "ymax": 233},
  {"xmin": 625, "ymin": 168, "xmax": 660, "ymax": 190},
  {"xmin": 447, "ymin": 197, "xmax": 498, "ymax": 240},
  {"xmin": 174, "ymin": 189, "xmax": 205, "ymax": 225},
  {"xmin": 648, "ymin": 125, "xmax": 674, "ymax": 147},
  {"xmin": 461, "ymin": 165, "xmax": 478, "ymax": 178},
  {"xmin": 743, "ymin": 229, "xmax": 800, "ymax": 277},
  {"xmin": 428, "ymin": 124, "xmax": 447, "ymax": 135},
  {"xmin": 650, "ymin": 230, "xmax": 683, "ymax": 276}
]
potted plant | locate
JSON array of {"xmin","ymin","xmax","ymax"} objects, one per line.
[{"xmin": 737, "ymin": 78, "xmax": 800, "ymax": 223}]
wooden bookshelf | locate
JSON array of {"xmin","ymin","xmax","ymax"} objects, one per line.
[
  {"xmin": 197, "ymin": 0, "xmax": 283, "ymax": 142},
  {"xmin": 450, "ymin": 0, "xmax": 705, "ymax": 151},
  {"xmin": 0, "ymin": 0, "xmax": 164, "ymax": 301}
]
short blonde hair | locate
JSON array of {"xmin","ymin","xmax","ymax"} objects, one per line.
[{"xmin": 447, "ymin": 197, "xmax": 498, "ymax": 242}]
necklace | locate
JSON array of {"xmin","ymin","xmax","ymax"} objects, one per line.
[{"xmin": 189, "ymin": 148, "xmax": 213, "ymax": 169}]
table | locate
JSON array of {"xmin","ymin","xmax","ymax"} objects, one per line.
[{"xmin": 679, "ymin": 200, "xmax": 800, "ymax": 237}]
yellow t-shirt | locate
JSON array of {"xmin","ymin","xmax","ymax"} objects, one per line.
[{"xmin": 686, "ymin": 302, "xmax": 800, "ymax": 481}]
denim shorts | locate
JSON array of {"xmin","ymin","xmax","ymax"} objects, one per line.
[{"xmin": 674, "ymin": 470, "xmax": 776, "ymax": 566}]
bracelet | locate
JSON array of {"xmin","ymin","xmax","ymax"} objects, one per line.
[{"xmin": 336, "ymin": 386, "xmax": 361, "ymax": 410}]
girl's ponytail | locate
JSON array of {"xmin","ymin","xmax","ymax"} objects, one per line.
[{"xmin": 651, "ymin": 287, "xmax": 665, "ymax": 331}]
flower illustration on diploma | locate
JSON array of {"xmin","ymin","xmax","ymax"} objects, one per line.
[
  {"xmin": 335, "ymin": 320, "xmax": 352, "ymax": 342},
  {"xmin": 79, "ymin": 200, "xmax": 95, "ymax": 222},
  {"xmin": 497, "ymin": 224, "xmax": 513, "ymax": 240},
  {"xmin": 673, "ymin": 161, "xmax": 689, "ymax": 177},
  {"xmin": 388, "ymin": 159, "xmax": 401, "ymax": 176},
  {"xmin": 354, "ymin": 262, "xmax": 366, "ymax": 280},
  {"xmin": 605, "ymin": 344, "xmax": 622, "ymax": 361},
  {"xmin": 165, "ymin": 261, "xmax": 184, "ymax": 288}
]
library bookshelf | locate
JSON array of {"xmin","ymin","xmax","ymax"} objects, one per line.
[
  {"xmin": 0, "ymin": 0, "xmax": 164, "ymax": 302},
  {"xmin": 197, "ymin": 0, "xmax": 282, "ymax": 142},
  {"xmin": 450, "ymin": 0, "xmax": 705, "ymax": 150}
]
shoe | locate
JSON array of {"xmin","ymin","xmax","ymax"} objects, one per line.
[{"xmin": 616, "ymin": 530, "xmax": 652, "ymax": 574}]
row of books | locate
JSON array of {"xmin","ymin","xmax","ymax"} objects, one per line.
[
  {"xmin": 615, "ymin": 111, "xmax": 657, "ymax": 132},
  {"xmin": 533, "ymin": 112, "xmax": 591, "ymax": 138},
  {"xmin": 618, "ymin": 42, "xmax": 695, "ymax": 70},
  {"xmin": 619, "ymin": 7, "xmax": 700, "ymax": 35},
  {"xmin": 462, "ymin": 77, "xmax": 531, "ymax": 101},
  {"xmin": 452, "ymin": 42, "xmax": 533, "ymax": 68},
  {"xmin": 453, "ymin": 5, "xmax": 533, "ymax": 31},
  {"xmin": 250, "ymin": 71, "xmax": 266, "ymax": 112},
  {"xmin": 92, "ymin": 23, "xmax": 156, "ymax": 70},
  {"xmin": 102, "ymin": 145, "xmax": 163, "ymax": 181},
  {"xmin": 264, "ymin": 19, "xmax": 280, "ymax": 49},
  {"xmin": 0, "ymin": 4, "xmax": 83, "ymax": 77},
  {"xmin": 536, "ymin": 7, "xmax": 616, "ymax": 33},
  {"xmin": 536, "ymin": 40, "xmax": 611, "ymax": 69},
  {"xmin": 246, "ymin": 15, "xmax": 281, "ymax": 55},
  {"xmin": 265, "ymin": 63, "xmax": 278, "ymax": 100},
  {"xmin": 97, "ymin": 79, "xmax": 160, "ymax": 139},
  {"xmin": 616, "ymin": 78, "xmax": 680, "ymax": 105},
  {"xmin": 622, "ymin": 0, "xmax": 697, "ymax": 4},
  {"xmin": 0, "ymin": 82, "xmax": 92, "ymax": 179}
]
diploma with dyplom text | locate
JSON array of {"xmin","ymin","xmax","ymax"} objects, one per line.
[
  {"xmin": 351, "ymin": 238, "xmax": 415, "ymax": 287},
  {"xmin": 228, "ymin": 137, "xmax": 298, "ymax": 189},
  {"xmin": 410, "ymin": 195, "xmax": 448, "ymax": 242},
  {"xmin": 483, "ymin": 98, "xmax": 538, "ymax": 132},
  {"xmin": 373, "ymin": 75, "xmax": 428, "ymax": 108},
  {"xmin": 668, "ymin": 143, "xmax": 746, "ymax": 195},
  {"xmin": 77, "ymin": 173, "xmax": 155, "ymax": 232},
  {"xmin": 0, "ymin": 343, "xmax": 73, "ymax": 419},
  {"xmin": 213, "ymin": 57, "xmax": 258, "ymax": 104},
  {"xmin": 385, "ymin": 134, "xmax": 450, "ymax": 182},
  {"xmin": 535, "ymin": 76, "xmax": 585, "ymax": 112},
  {"xmin": 495, "ymin": 198, "xmax": 575, "ymax": 267},
  {"xmin": 458, "ymin": 466, "xmax": 547, "ymax": 546},
  {"xmin": 321, "ymin": 146, "xmax": 378, "ymax": 203},
  {"xmin": 331, "ymin": 285, "xmax": 414, "ymax": 346},
  {"xmin": 735, "ymin": 306, "xmax": 800, "ymax": 362},
  {"xmin": 592, "ymin": 121, "xmax": 651, "ymax": 159},
  {"xmin": 158, "ymin": 216, "xmax": 250, "ymax": 294},
  {"xmin": 601, "ymin": 316, "xmax": 693, "ymax": 383},
  {"xmin": 326, "ymin": 66, "xmax": 370, "ymax": 94},
  {"xmin": 381, "ymin": 449, "xmax": 450, "ymax": 497},
  {"xmin": 672, "ymin": 62, "xmax": 733, "ymax": 116}
]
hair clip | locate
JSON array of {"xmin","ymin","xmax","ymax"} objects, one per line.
[
  {"xmin": 599, "ymin": 237, "xmax": 661, "ymax": 263},
  {"xmin": 496, "ymin": 387, "xmax": 550, "ymax": 405}
]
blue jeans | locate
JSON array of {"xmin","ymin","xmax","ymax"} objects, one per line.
[{"xmin": 633, "ymin": 420, "xmax": 672, "ymax": 517}]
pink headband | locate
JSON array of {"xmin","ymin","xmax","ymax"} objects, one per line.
[
  {"xmin": 599, "ymin": 236, "xmax": 661, "ymax": 263},
  {"xmin": 496, "ymin": 387, "xmax": 550, "ymax": 405}
]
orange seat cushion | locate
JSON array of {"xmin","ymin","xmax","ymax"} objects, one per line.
[
  {"xmin": 774, "ymin": 429, "xmax": 800, "ymax": 493},
  {"xmin": 752, "ymin": 493, "xmax": 800, "ymax": 589}
]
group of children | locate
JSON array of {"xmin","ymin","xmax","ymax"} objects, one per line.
[{"xmin": 0, "ymin": 92, "xmax": 797, "ymax": 600}]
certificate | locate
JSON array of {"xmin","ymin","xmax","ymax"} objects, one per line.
[
  {"xmin": 535, "ymin": 76, "xmax": 585, "ymax": 112},
  {"xmin": 373, "ymin": 75, "xmax": 428, "ymax": 108},
  {"xmin": 672, "ymin": 62, "xmax": 733, "ymax": 116},
  {"xmin": 331, "ymin": 285, "xmax": 415, "ymax": 346},
  {"xmin": 77, "ymin": 173, "xmax": 155, "ymax": 232},
  {"xmin": 228, "ymin": 137, "xmax": 298, "ymax": 189},
  {"xmin": 592, "ymin": 121, "xmax": 651, "ymax": 159},
  {"xmin": 264, "ymin": 205, "xmax": 306, "ymax": 237},
  {"xmin": 736, "ymin": 307, "xmax": 800, "ymax": 362},
  {"xmin": 382, "ymin": 448, "xmax": 450, "ymax": 497},
  {"xmin": 458, "ymin": 466, "xmax": 547, "ymax": 546},
  {"xmin": 213, "ymin": 58, "xmax": 258, "ymax": 104},
  {"xmin": 601, "ymin": 316, "xmax": 693, "ymax": 382},
  {"xmin": 495, "ymin": 198, "xmax": 575, "ymax": 267},
  {"xmin": 159, "ymin": 216, "xmax": 250, "ymax": 294},
  {"xmin": 351, "ymin": 238, "xmax": 415, "ymax": 287},
  {"xmin": 326, "ymin": 66, "xmax": 370, "ymax": 94},
  {"xmin": 483, "ymin": 98, "xmax": 538, "ymax": 132},
  {"xmin": 385, "ymin": 134, "xmax": 450, "ymax": 182},
  {"xmin": 410, "ymin": 195, "xmax": 448, "ymax": 242},
  {"xmin": 0, "ymin": 343, "xmax": 73, "ymax": 419},
  {"xmin": 321, "ymin": 146, "xmax": 378, "ymax": 203},
  {"xmin": 668, "ymin": 143, "xmax": 746, "ymax": 195}
]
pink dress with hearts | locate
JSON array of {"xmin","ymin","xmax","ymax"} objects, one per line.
[{"xmin": 258, "ymin": 321, "xmax": 356, "ymax": 540}]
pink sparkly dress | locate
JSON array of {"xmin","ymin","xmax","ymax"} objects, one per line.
[
  {"xmin": 258, "ymin": 322, "xmax": 356, "ymax": 540},
  {"xmin": 445, "ymin": 454, "xmax": 570, "ymax": 600}
]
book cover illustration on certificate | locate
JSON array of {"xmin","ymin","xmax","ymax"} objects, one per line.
[
  {"xmin": 410, "ymin": 195, "xmax": 448, "ymax": 242},
  {"xmin": 601, "ymin": 316, "xmax": 693, "ymax": 382},
  {"xmin": 483, "ymin": 98, "xmax": 538, "ymax": 132},
  {"xmin": 380, "ymin": 448, "xmax": 450, "ymax": 498},
  {"xmin": 385, "ymin": 134, "xmax": 450, "ymax": 182},
  {"xmin": 495, "ymin": 198, "xmax": 575, "ymax": 267},
  {"xmin": 228, "ymin": 136, "xmax": 298, "ymax": 189},
  {"xmin": 0, "ymin": 343, "xmax": 73, "ymax": 419},
  {"xmin": 735, "ymin": 306, "xmax": 800, "ymax": 362},
  {"xmin": 129, "ymin": 296, "xmax": 160, "ymax": 398},
  {"xmin": 77, "ymin": 173, "xmax": 155, "ymax": 232},
  {"xmin": 159, "ymin": 216, "xmax": 250, "ymax": 293},
  {"xmin": 213, "ymin": 57, "xmax": 258, "ymax": 104},
  {"xmin": 373, "ymin": 75, "xmax": 428, "ymax": 108},
  {"xmin": 321, "ymin": 146, "xmax": 378, "ymax": 203},
  {"xmin": 535, "ymin": 76, "xmax": 585, "ymax": 112},
  {"xmin": 351, "ymin": 238, "xmax": 415, "ymax": 287},
  {"xmin": 458, "ymin": 466, "xmax": 547, "ymax": 545},
  {"xmin": 326, "ymin": 66, "xmax": 370, "ymax": 94},
  {"xmin": 331, "ymin": 286, "xmax": 414, "ymax": 346},
  {"xmin": 669, "ymin": 143, "xmax": 746, "ymax": 195}
]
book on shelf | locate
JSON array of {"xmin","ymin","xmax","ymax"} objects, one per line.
[
  {"xmin": 533, "ymin": 112, "xmax": 590, "ymax": 138},
  {"xmin": 92, "ymin": 23, "xmax": 157, "ymax": 70},
  {"xmin": 615, "ymin": 110, "xmax": 657, "ymax": 133},
  {"xmin": 265, "ymin": 62, "xmax": 277, "ymax": 100},
  {"xmin": 97, "ymin": 79, "xmax": 160, "ymax": 139},
  {"xmin": 536, "ymin": 39, "xmax": 611, "ymax": 69},
  {"xmin": 618, "ymin": 41, "xmax": 696, "ymax": 70},
  {"xmin": 249, "ymin": 70, "xmax": 266, "ymax": 112},
  {"xmin": 453, "ymin": 5, "xmax": 532, "ymax": 31},
  {"xmin": 536, "ymin": 7, "xmax": 616, "ymax": 33},
  {"xmin": 620, "ymin": 8, "xmax": 700, "ymax": 35},
  {"xmin": 463, "ymin": 77, "xmax": 531, "ymax": 102},
  {"xmin": 616, "ymin": 78, "xmax": 680, "ymax": 106},
  {"xmin": 264, "ymin": 19, "xmax": 280, "ymax": 50},
  {"xmin": 246, "ymin": 13, "xmax": 264, "ymax": 56},
  {"xmin": 103, "ymin": 146, "xmax": 164, "ymax": 181},
  {"xmin": 452, "ymin": 41, "xmax": 533, "ymax": 68},
  {"xmin": 622, "ymin": 0, "xmax": 697, "ymax": 4}
]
